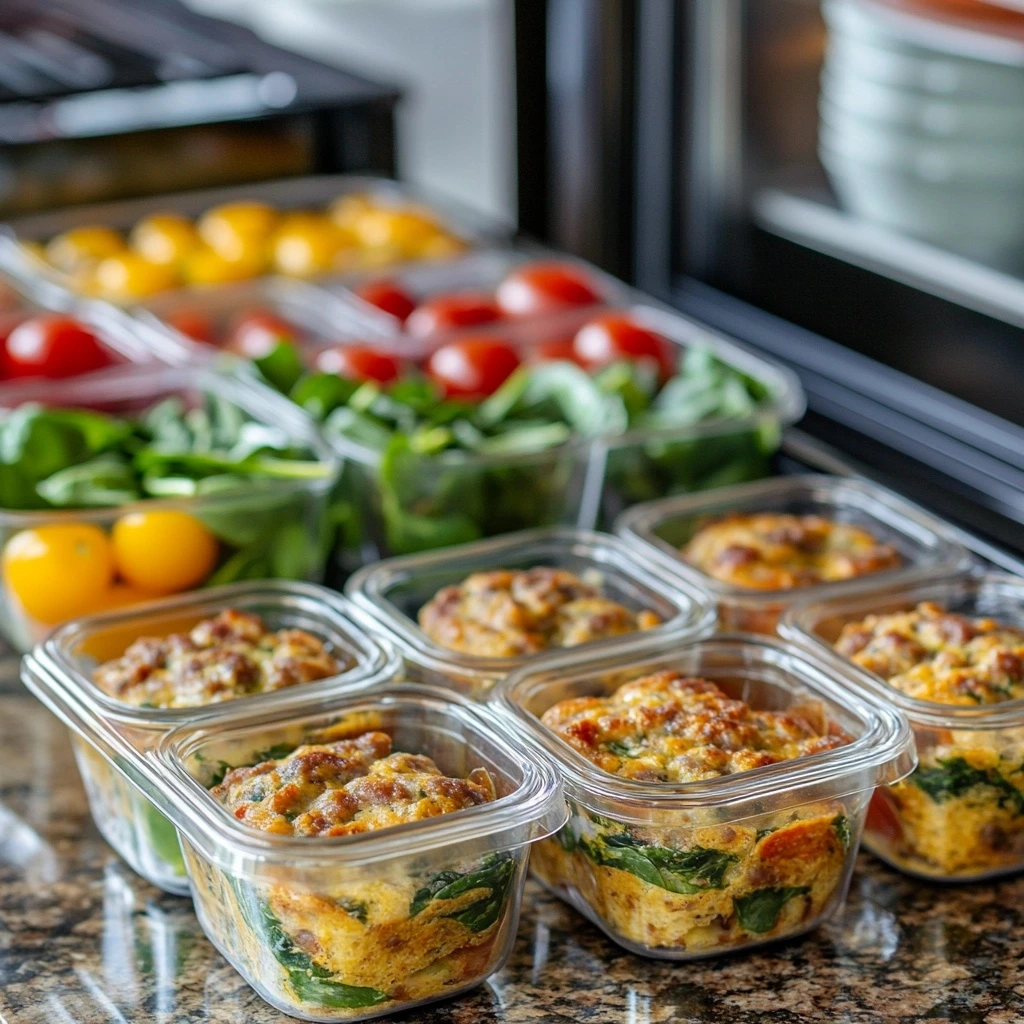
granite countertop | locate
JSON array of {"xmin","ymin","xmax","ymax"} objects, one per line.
[{"xmin": 3, "ymin": 668, "xmax": 1024, "ymax": 1024}]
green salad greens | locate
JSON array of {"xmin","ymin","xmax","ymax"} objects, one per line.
[
  {"xmin": 278, "ymin": 348, "xmax": 773, "ymax": 561},
  {"xmin": 732, "ymin": 886, "xmax": 810, "ymax": 934},
  {"xmin": 0, "ymin": 396, "xmax": 334, "ymax": 587}
]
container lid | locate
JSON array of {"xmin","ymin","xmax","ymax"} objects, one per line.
[
  {"xmin": 781, "ymin": 569, "xmax": 1024, "ymax": 730},
  {"xmin": 616, "ymin": 474, "xmax": 973, "ymax": 608},
  {"xmin": 496, "ymin": 634, "xmax": 916, "ymax": 824},
  {"xmin": 150, "ymin": 684, "xmax": 567, "ymax": 873},
  {"xmin": 28, "ymin": 580, "xmax": 400, "ymax": 733},
  {"xmin": 345, "ymin": 526, "xmax": 717, "ymax": 683}
]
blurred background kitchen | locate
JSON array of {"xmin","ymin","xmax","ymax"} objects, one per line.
[{"xmin": 6, "ymin": 0, "xmax": 1024, "ymax": 547}]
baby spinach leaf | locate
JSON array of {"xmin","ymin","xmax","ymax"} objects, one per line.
[
  {"xmin": 36, "ymin": 454, "xmax": 141, "ymax": 507},
  {"xmin": 290, "ymin": 373, "xmax": 360, "ymax": 420},
  {"xmin": 580, "ymin": 832, "xmax": 737, "ymax": 894},
  {"xmin": 253, "ymin": 341, "xmax": 304, "ymax": 394},
  {"xmin": 409, "ymin": 853, "xmax": 515, "ymax": 933},
  {"xmin": 733, "ymin": 887, "xmax": 809, "ymax": 934},
  {"xmin": 911, "ymin": 757, "xmax": 1024, "ymax": 815},
  {"xmin": 255, "ymin": 899, "xmax": 388, "ymax": 1009},
  {"xmin": 833, "ymin": 815, "xmax": 852, "ymax": 851}
]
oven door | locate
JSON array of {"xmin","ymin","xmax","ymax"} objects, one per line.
[{"xmin": 521, "ymin": 0, "xmax": 1024, "ymax": 557}]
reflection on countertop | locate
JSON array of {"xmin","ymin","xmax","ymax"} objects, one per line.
[{"xmin": 2, "ymin": 668, "xmax": 1023, "ymax": 1024}]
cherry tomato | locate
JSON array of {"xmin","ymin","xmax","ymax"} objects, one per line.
[
  {"xmin": 45, "ymin": 226, "xmax": 125, "ymax": 273},
  {"xmin": 531, "ymin": 336, "xmax": 585, "ymax": 365},
  {"xmin": 112, "ymin": 511, "xmax": 219, "ymax": 595},
  {"xmin": 426, "ymin": 337, "xmax": 521, "ymax": 400},
  {"xmin": 315, "ymin": 345, "xmax": 404, "ymax": 385},
  {"xmin": 93, "ymin": 253, "xmax": 179, "ymax": 300},
  {"xmin": 496, "ymin": 262, "xmax": 603, "ymax": 318},
  {"xmin": 3, "ymin": 316, "xmax": 116, "ymax": 379},
  {"xmin": 228, "ymin": 310, "xmax": 300, "ymax": 360},
  {"xmin": 355, "ymin": 279, "xmax": 417, "ymax": 322},
  {"xmin": 572, "ymin": 314, "xmax": 676, "ymax": 380},
  {"xmin": 130, "ymin": 213, "xmax": 199, "ymax": 266},
  {"xmin": 405, "ymin": 292, "xmax": 503, "ymax": 339},
  {"xmin": 3, "ymin": 524, "xmax": 115, "ymax": 624},
  {"xmin": 165, "ymin": 309, "xmax": 216, "ymax": 346}
]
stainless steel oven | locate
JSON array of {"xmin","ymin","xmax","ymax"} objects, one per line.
[
  {"xmin": 518, "ymin": 0, "xmax": 1024, "ymax": 553},
  {"xmin": 0, "ymin": 0, "xmax": 399, "ymax": 217}
]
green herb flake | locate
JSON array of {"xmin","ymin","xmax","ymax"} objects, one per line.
[{"xmin": 832, "ymin": 815, "xmax": 852, "ymax": 851}]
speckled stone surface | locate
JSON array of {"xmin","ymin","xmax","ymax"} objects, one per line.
[{"xmin": 3, "ymin": 667, "xmax": 1024, "ymax": 1024}]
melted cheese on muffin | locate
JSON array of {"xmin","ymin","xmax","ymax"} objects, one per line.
[
  {"xmin": 93, "ymin": 609, "xmax": 344, "ymax": 709},
  {"xmin": 540, "ymin": 670, "xmax": 849, "ymax": 782},
  {"xmin": 418, "ymin": 567, "xmax": 661, "ymax": 658},
  {"xmin": 213, "ymin": 731, "xmax": 496, "ymax": 837},
  {"xmin": 682, "ymin": 513, "xmax": 902, "ymax": 590},
  {"xmin": 835, "ymin": 601, "xmax": 1024, "ymax": 705}
]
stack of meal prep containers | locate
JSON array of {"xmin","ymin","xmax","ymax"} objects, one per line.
[{"xmin": 4, "ymin": 175, "xmax": 1023, "ymax": 1022}]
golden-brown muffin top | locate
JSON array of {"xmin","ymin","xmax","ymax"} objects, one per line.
[
  {"xmin": 212, "ymin": 731, "xmax": 496, "ymax": 837},
  {"xmin": 93, "ymin": 609, "xmax": 345, "ymax": 709},
  {"xmin": 835, "ymin": 600, "xmax": 1024, "ymax": 705},
  {"xmin": 418, "ymin": 567, "xmax": 661, "ymax": 657},
  {"xmin": 541, "ymin": 670, "xmax": 849, "ymax": 783},
  {"xmin": 682, "ymin": 513, "xmax": 902, "ymax": 591}
]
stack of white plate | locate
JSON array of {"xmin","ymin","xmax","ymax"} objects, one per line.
[{"xmin": 820, "ymin": 0, "xmax": 1024, "ymax": 261}]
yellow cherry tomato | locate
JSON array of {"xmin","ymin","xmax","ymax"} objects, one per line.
[
  {"xmin": 417, "ymin": 232, "xmax": 469, "ymax": 260},
  {"xmin": 45, "ymin": 226, "xmax": 126, "ymax": 272},
  {"xmin": 3, "ymin": 524, "xmax": 115, "ymax": 625},
  {"xmin": 93, "ymin": 253, "xmax": 179, "ymax": 301},
  {"xmin": 112, "ymin": 511, "xmax": 218, "ymax": 595},
  {"xmin": 182, "ymin": 246, "xmax": 267, "ymax": 287},
  {"xmin": 198, "ymin": 202, "xmax": 279, "ymax": 259},
  {"xmin": 328, "ymin": 193, "xmax": 375, "ymax": 230},
  {"xmin": 271, "ymin": 214, "xmax": 353, "ymax": 277},
  {"xmin": 130, "ymin": 213, "xmax": 199, "ymax": 266},
  {"xmin": 351, "ymin": 208, "xmax": 450, "ymax": 259}
]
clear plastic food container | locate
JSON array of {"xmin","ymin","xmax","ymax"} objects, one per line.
[
  {"xmin": 149, "ymin": 685, "xmax": 565, "ymax": 1021},
  {"xmin": 616, "ymin": 474, "xmax": 973, "ymax": 634},
  {"xmin": 345, "ymin": 527, "xmax": 716, "ymax": 698},
  {"xmin": 135, "ymin": 276, "xmax": 395, "ymax": 368},
  {"xmin": 20, "ymin": 580, "xmax": 401, "ymax": 895},
  {"xmin": 0, "ymin": 364, "xmax": 338, "ymax": 651},
  {"xmin": 782, "ymin": 572, "xmax": 1024, "ymax": 881},
  {"xmin": 0, "ymin": 175, "xmax": 500, "ymax": 304},
  {"xmin": 496, "ymin": 635, "xmax": 915, "ymax": 959}
]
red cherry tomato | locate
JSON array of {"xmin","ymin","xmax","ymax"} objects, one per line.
[
  {"xmin": 496, "ymin": 262, "xmax": 604, "ymax": 318},
  {"xmin": 405, "ymin": 292, "xmax": 503, "ymax": 339},
  {"xmin": 426, "ymin": 337, "xmax": 521, "ymax": 400},
  {"xmin": 3, "ymin": 315, "xmax": 116, "ymax": 379},
  {"xmin": 531, "ymin": 336, "xmax": 585, "ymax": 365},
  {"xmin": 228, "ymin": 310, "xmax": 299, "ymax": 359},
  {"xmin": 572, "ymin": 314, "xmax": 676, "ymax": 380},
  {"xmin": 165, "ymin": 308, "xmax": 216, "ymax": 346},
  {"xmin": 315, "ymin": 345, "xmax": 404, "ymax": 385},
  {"xmin": 354, "ymin": 279, "xmax": 417, "ymax": 323}
]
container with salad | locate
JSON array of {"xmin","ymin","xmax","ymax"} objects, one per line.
[
  {"xmin": 21, "ymin": 581, "xmax": 400, "ymax": 894},
  {"xmin": 0, "ymin": 365, "xmax": 338, "ymax": 650},
  {"xmin": 197, "ymin": 290, "xmax": 798, "ymax": 566}
]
